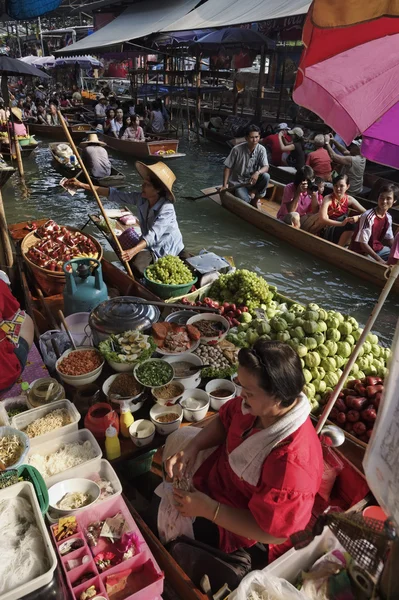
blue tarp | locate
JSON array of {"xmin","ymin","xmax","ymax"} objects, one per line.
[{"xmin": 6, "ymin": 0, "xmax": 62, "ymax": 20}]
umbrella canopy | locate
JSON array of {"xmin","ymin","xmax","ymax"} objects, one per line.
[
  {"xmin": 54, "ymin": 55, "xmax": 102, "ymax": 68},
  {"xmin": 19, "ymin": 55, "xmax": 55, "ymax": 68},
  {"xmin": 0, "ymin": 56, "xmax": 51, "ymax": 78},
  {"xmin": 293, "ymin": 0, "xmax": 399, "ymax": 167},
  {"xmin": 192, "ymin": 27, "xmax": 275, "ymax": 55}
]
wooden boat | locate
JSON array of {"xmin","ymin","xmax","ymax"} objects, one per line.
[
  {"xmin": 49, "ymin": 142, "xmax": 127, "ymax": 188},
  {"xmin": 28, "ymin": 123, "xmax": 94, "ymax": 143},
  {"xmin": 99, "ymin": 133, "xmax": 185, "ymax": 160},
  {"xmin": 0, "ymin": 164, "xmax": 15, "ymax": 187},
  {"xmin": 0, "ymin": 137, "xmax": 38, "ymax": 159},
  {"xmin": 204, "ymin": 187, "xmax": 399, "ymax": 294}
]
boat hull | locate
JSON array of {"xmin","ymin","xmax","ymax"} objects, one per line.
[
  {"xmin": 99, "ymin": 134, "xmax": 185, "ymax": 159},
  {"xmin": 29, "ymin": 123, "xmax": 94, "ymax": 142}
]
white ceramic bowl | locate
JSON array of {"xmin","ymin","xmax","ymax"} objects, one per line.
[
  {"xmin": 134, "ymin": 358, "xmax": 174, "ymax": 389},
  {"xmin": 56, "ymin": 347, "xmax": 104, "ymax": 388},
  {"xmin": 230, "ymin": 373, "xmax": 243, "ymax": 396},
  {"xmin": 106, "ymin": 358, "xmax": 136, "ymax": 373},
  {"xmin": 48, "ymin": 477, "xmax": 101, "ymax": 515},
  {"xmin": 180, "ymin": 389, "xmax": 210, "ymax": 422},
  {"xmin": 152, "ymin": 381, "xmax": 185, "ymax": 406},
  {"xmin": 187, "ymin": 313, "xmax": 230, "ymax": 344},
  {"xmin": 129, "ymin": 419, "xmax": 156, "ymax": 447},
  {"xmin": 205, "ymin": 379, "xmax": 236, "ymax": 411},
  {"xmin": 149, "ymin": 403, "xmax": 183, "ymax": 435},
  {"xmin": 61, "ymin": 312, "xmax": 92, "ymax": 347},
  {"xmin": 102, "ymin": 374, "xmax": 144, "ymax": 413},
  {"xmin": 162, "ymin": 352, "xmax": 203, "ymax": 388}
]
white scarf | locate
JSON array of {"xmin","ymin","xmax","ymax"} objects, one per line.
[{"xmin": 228, "ymin": 393, "xmax": 310, "ymax": 486}]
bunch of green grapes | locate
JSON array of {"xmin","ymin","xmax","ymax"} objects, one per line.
[
  {"xmin": 146, "ymin": 255, "xmax": 194, "ymax": 284},
  {"xmin": 210, "ymin": 269, "xmax": 270, "ymax": 311}
]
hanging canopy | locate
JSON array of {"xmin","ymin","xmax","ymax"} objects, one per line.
[
  {"xmin": 19, "ymin": 55, "xmax": 55, "ymax": 67},
  {"xmin": 54, "ymin": 55, "xmax": 102, "ymax": 68},
  {"xmin": 0, "ymin": 56, "xmax": 51, "ymax": 78},
  {"xmin": 191, "ymin": 28, "xmax": 276, "ymax": 55},
  {"xmin": 55, "ymin": 0, "xmax": 201, "ymax": 56}
]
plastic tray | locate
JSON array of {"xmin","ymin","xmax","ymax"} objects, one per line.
[
  {"xmin": 0, "ymin": 481, "xmax": 57, "ymax": 600},
  {"xmin": 0, "ymin": 402, "xmax": 9, "ymax": 426},
  {"xmin": 27, "ymin": 428, "xmax": 102, "ymax": 488},
  {"xmin": 11, "ymin": 399, "xmax": 81, "ymax": 445},
  {"xmin": 46, "ymin": 459, "xmax": 122, "ymax": 523}
]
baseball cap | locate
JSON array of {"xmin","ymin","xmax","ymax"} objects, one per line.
[
  {"xmin": 288, "ymin": 127, "xmax": 304, "ymax": 138},
  {"xmin": 351, "ymin": 138, "xmax": 362, "ymax": 147},
  {"xmin": 278, "ymin": 122, "xmax": 289, "ymax": 130}
]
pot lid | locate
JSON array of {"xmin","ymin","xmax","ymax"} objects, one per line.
[{"xmin": 89, "ymin": 296, "xmax": 160, "ymax": 334}]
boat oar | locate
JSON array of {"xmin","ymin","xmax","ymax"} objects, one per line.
[
  {"xmin": 183, "ymin": 182, "xmax": 250, "ymax": 201},
  {"xmin": 57, "ymin": 110, "xmax": 134, "ymax": 279},
  {"xmin": 316, "ymin": 262, "xmax": 399, "ymax": 434}
]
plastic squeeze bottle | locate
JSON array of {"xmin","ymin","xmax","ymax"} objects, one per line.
[
  {"xmin": 120, "ymin": 402, "xmax": 134, "ymax": 438},
  {"xmin": 105, "ymin": 425, "xmax": 121, "ymax": 460}
]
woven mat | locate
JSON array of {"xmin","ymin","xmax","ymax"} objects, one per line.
[{"xmin": 0, "ymin": 342, "xmax": 49, "ymax": 400}]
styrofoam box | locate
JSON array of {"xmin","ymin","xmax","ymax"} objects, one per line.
[
  {"xmin": 27, "ymin": 428, "xmax": 102, "ymax": 488},
  {"xmin": 46, "ymin": 459, "xmax": 123, "ymax": 524},
  {"xmin": 0, "ymin": 481, "xmax": 57, "ymax": 600},
  {"xmin": 11, "ymin": 399, "xmax": 81, "ymax": 445}
]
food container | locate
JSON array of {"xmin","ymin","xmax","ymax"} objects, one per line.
[
  {"xmin": 27, "ymin": 428, "xmax": 102, "ymax": 488},
  {"xmin": 61, "ymin": 312, "xmax": 92, "ymax": 347},
  {"xmin": 84, "ymin": 403, "xmax": 119, "ymax": 440},
  {"xmin": 0, "ymin": 403, "xmax": 10, "ymax": 426},
  {"xmin": 89, "ymin": 296, "xmax": 160, "ymax": 345},
  {"xmin": 1, "ymin": 395, "xmax": 29, "ymax": 419},
  {"xmin": 0, "ymin": 481, "xmax": 57, "ymax": 600},
  {"xmin": 134, "ymin": 359, "xmax": 174, "ymax": 389},
  {"xmin": 187, "ymin": 313, "xmax": 230, "ymax": 344},
  {"xmin": 143, "ymin": 270, "xmax": 197, "ymax": 300},
  {"xmin": 152, "ymin": 381, "xmax": 184, "ymax": 406},
  {"xmin": 205, "ymin": 379, "xmax": 236, "ymax": 411},
  {"xmin": 56, "ymin": 347, "xmax": 104, "ymax": 388},
  {"xmin": 149, "ymin": 404, "xmax": 183, "ymax": 435},
  {"xmin": 164, "ymin": 309, "xmax": 196, "ymax": 325},
  {"xmin": 11, "ymin": 399, "xmax": 81, "ymax": 446},
  {"xmin": 27, "ymin": 378, "xmax": 66, "ymax": 408},
  {"xmin": 102, "ymin": 374, "xmax": 145, "ymax": 413},
  {"xmin": 180, "ymin": 389, "xmax": 210, "ymax": 422},
  {"xmin": 48, "ymin": 478, "xmax": 101, "ymax": 515},
  {"xmin": 230, "ymin": 373, "xmax": 243, "ymax": 396},
  {"xmin": 129, "ymin": 419, "xmax": 156, "ymax": 447},
  {"xmin": 162, "ymin": 352, "xmax": 203, "ymax": 389},
  {"xmin": 0, "ymin": 426, "xmax": 30, "ymax": 469}
]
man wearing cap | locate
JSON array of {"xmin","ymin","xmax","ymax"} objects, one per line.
[
  {"xmin": 79, "ymin": 133, "xmax": 112, "ymax": 180},
  {"xmin": 278, "ymin": 126, "xmax": 306, "ymax": 172},
  {"xmin": 222, "ymin": 124, "xmax": 270, "ymax": 208},
  {"xmin": 325, "ymin": 136, "xmax": 366, "ymax": 196},
  {"xmin": 306, "ymin": 134, "xmax": 332, "ymax": 181},
  {"xmin": 262, "ymin": 123, "xmax": 291, "ymax": 166},
  {"xmin": 66, "ymin": 162, "xmax": 185, "ymax": 278},
  {"xmin": 94, "ymin": 96, "xmax": 108, "ymax": 126}
]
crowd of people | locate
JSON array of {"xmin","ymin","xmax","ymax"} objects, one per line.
[{"xmin": 94, "ymin": 96, "xmax": 169, "ymax": 138}]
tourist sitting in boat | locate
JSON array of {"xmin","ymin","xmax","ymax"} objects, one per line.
[
  {"xmin": 278, "ymin": 126, "xmax": 306, "ymax": 172},
  {"xmin": 262, "ymin": 123, "xmax": 291, "ymax": 166},
  {"xmin": 222, "ymin": 125, "xmax": 270, "ymax": 209},
  {"xmin": 60, "ymin": 94, "xmax": 72, "ymax": 109},
  {"xmin": 103, "ymin": 108, "xmax": 115, "ymax": 135},
  {"xmin": 36, "ymin": 104, "xmax": 47, "ymax": 125},
  {"xmin": 9, "ymin": 107, "xmax": 28, "ymax": 137},
  {"xmin": 110, "ymin": 108, "xmax": 124, "ymax": 138},
  {"xmin": 79, "ymin": 133, "xmax": 112, "ymax": 181},
  {"xmin": 35, "ymin": 84, "xmax": 47, "ymax": 103},
  {"xmin": 0, "ymin": 99, "xmax": 9, "ymax": 122},
  {"xmin": 388, "ymin": 230, "xmax": 399, "ymax": 265},
  {"xmin": 23, "ymin": 102, "xmax": 36, "ymax": 123},
  {"xmin": 349, "ymin": 184, "xmax": 398, "ymax": 263},
  {"xmin": 46, "ymin": 103, "xmax": 62, "ymax": 126},
  {"xmin": 71, "ymin": 85, "xmax": 83, "ymax": 105},
  {"xmin": 302, "ymin": 174, "xmax": 366, "ymax": 246},
  {"xmin": 306, "ymin": 134, "xmax": 332, "ymax": 181},
  {"xmin": 277, "ymin": 166, "xmax": 318, "ymax": 227},
  {"xmin": 0, "ymin": 277, "xmax": 34, "ymax": 392},
  {"xmin": 66, "ymin": 161, "xmax": 186, "ymax": 278},
  {"xmin": 94, "ymin": 95, "xmax": 108, "ymax": 126},
  {"xmin": 325, "ymin": 136, "xmax": 366, "ymax": 196},
  {"xmin": 160, "ymin": 339, "xmax": 323, "ymax": 567},
  {"xmin": 120, "ymin": 115, "xmax": 145, "ymax": 142},
  {"xmin": 149, "ymin": 100, "xmax": 165, "ymax": 134}
]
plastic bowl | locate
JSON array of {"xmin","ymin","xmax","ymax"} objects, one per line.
[
  {"xmin": 129, "ymin": 419, "xmax": 156, "ymax": 447},
  {"xmin": 205, "ymin": 379, "xmax": 236, "ymax": 411},
  {"xmin": 143, "ymin": 270, "xmax": 198, "ymax": 300},
  {"xmin": 0, "ymin": 426, "xmax": 30, "ymax": 469},
  {"xmin": 48, "ymin": 477, "xmax": 101, "ymax": 515},
  {"xmin": 134, "ymin": 358, "xmax": 174, "ymax": 389},
  {"xmin": 102, "ymin": 374, "xmax": 144, "ymax": 413},
  {"xmin": 230, "ymin": 373, "xmax": 243, "ymax": 396},
  {"xmin": 180, "ymin": 389, "xmax": 210, "ymax": 422},
  {"xmin": 186, "ymin": 313, "xmax": 230, "ymax": 344},
  {"xmin": 152, "ymin": 381, "xmax": 185, "ymax": 406},
  {"xmin": 149, "ymin": 404, "xmax": 183, "ymax": 435},
  {"xmin": 106, "ymin": 358, "xmax": 136, "ymax": 373},
  {"xmin": 56, "ymin": 347, "xmax": 104, "ymax": 388},
  {"xmin": 162, "ymin": 352, "xmax": 203, "ymax": 388}
]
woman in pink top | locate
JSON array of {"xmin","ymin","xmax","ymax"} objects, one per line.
[
  {"xmin": 9, "ymin": 107, "xmax": 27, "ymax": 137},
  {"xmin": 121, "ymin": 115, "xmax": 145, "ymax": 141},
  {"xmin": 277, "ymin": 167, "xmax": 318, "ymax": 228}
]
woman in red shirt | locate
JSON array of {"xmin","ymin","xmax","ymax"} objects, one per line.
[{"xmin": 165, "ymin": 340, "xmax": 323, "ymax": 564}]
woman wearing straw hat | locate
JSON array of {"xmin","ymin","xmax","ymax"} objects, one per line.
[
  {"xmin": 66, "ymin": 161, "xmax": 186, "ymax": 278},
  {"xmin": 10, "ymin": 107, "xmax": 28, "ymax": 137},
  {"xmin": 79, "ymin": 133, "xmax": 112, "ymax": 180}
]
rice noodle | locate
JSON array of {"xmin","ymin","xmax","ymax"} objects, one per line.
[
  {"xmin": 23, "ymin": 408, "xmax": 71, "ymax": 438},
  {"xmin": 28, "ymin": 440, "xmax": 96, "ymax": 478}
]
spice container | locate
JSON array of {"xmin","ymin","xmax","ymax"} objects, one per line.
[
  {"xmin": 74, "ymin": 384, "xmax": 101, "ymax": 419},
  {"xmin": 27, "ymin": 378, "xmax": 66, "ymax": 409},
  {"xmin": 84, "ymin": 403, "xmax": 119, "ymax": 440}
]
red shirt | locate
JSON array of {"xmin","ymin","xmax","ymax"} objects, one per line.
[
  {"xmin": 350, "ymin": 208, "xmax": 393, "ymax": 254},
  {"xmin": 306, "ymin": 148, "xmax": 332, "ymax": 180},
  {"xmin": 263, "ymin": 133, "xmax": 291, "ymax": 166},
  {"xmin": 0, "ymin": 280, "xmax": 22, "ymax": 390},
  {"xmin": 193, "ymin": 397, "xmax": 323, "ymax": 561},
  {"xmin": 327, "ymin": 194, "xmax": 349, "ymax": 219}
]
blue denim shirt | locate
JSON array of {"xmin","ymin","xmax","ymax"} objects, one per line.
[{"xmin": 109, "ymin": 188, "xmax": 184, "ymax": 259}]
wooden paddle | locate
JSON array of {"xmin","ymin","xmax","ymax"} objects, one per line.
[
  {"xmin": 183, "ymin": 182, "xmax": 250, "ymax": 201},
  {"xmin": 57, "ymin": 111, "xmax": 134, "ymax": 279}
]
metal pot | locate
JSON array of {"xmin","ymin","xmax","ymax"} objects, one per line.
[{"xmin": 89, "ymin": 296, "xmax": 160, "ymax": 345}]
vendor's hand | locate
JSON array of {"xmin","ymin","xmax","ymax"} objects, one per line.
[
  {"xmin": 250, "ymin": 172, "xmax": 259, "ymax": 186},
  {"xmin": 164, "ymin": 447, "xmax": 197, "ymax": 480},
  {"xmin": 173, "ymin": 488, "xmax": 216, "ymax": 519},
  {"xmin": 65, "ymin": 177, "xmax": 82, "ymax": 189},
  {"xmin": 121, "ymin": 247, "xmax": 137, "ymax": 262}
]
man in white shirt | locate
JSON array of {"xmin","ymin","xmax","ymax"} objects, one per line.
[
  {"xmin": 110, "ymin": 108, "xmax": 124, "ymax": 138},
  {"xmin": 325, "ymin": 137, "xmax": 366, "ymax": 196},
  {"xmin": 94, "ymin": 96, "xmax": 107, "ymax": 125}
]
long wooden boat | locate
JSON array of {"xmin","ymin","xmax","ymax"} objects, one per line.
[
  {"xmin": 28, "ymin": 123, "xmax": 94, "ymax": 143},
  {"xmin": 49, "ymin": 142, "xmax": 127, "ymax": 188},
  {"xmin": 0, "ymin": 164, "xmax": 15, "ymax": 186},
  {"xmin": 98, "ymin": 133, "xmax": 186, "ymax": 160},
  {"xmin": 0, "ymin": 139, "xmax": 38, "ymax": 159},
  {"xmin": 205, "ymin": 187, "xmax": 399, "ymax": 294}
]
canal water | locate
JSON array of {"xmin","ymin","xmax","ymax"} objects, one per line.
[{"xmin": 3, "ymin": 134, "xmax": 398, "ymax": 345}]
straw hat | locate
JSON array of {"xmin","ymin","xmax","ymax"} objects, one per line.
[
  {"xmin": 80, "ymin": 133, "xmax": 107, "ymax": 147},
  {"xmin": 135, "ymin": 161, "xmax": 176, "ymax": 202},
  {"xmin": 11, "ymin": 107, "xmax": 23, "ymax": 122},
  {"xmin": 288, "ymin": 126, "xmax": 304, "ymax": 139}
]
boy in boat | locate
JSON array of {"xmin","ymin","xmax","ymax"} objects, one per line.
[
  {"xmin": 222, "ymin": 125, "xmax": 270, "ymax": 208},
  {"xmin": 349, "ymin": 183, "xmax": 398, "ymax": 263}
]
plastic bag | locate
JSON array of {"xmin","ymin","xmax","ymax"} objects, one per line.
[
  {"xmin": 234, "ymin": 571, "xmax": 307, "ymax": 600},
  {"xmin": 39, "ymin": 329, "xmax": 71, "ymax": 371}
]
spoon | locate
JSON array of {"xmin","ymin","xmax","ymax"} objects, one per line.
[{"xmin": 320, "ymin": 425, "xmax": 345, "ymax": 447}]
